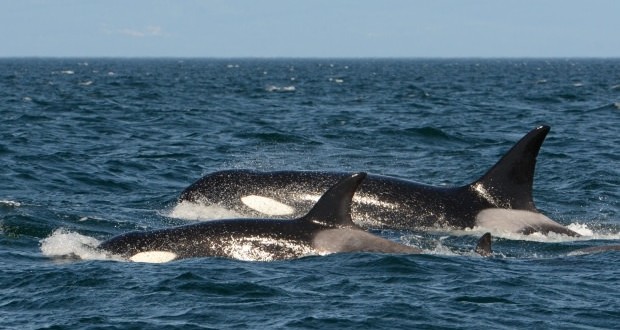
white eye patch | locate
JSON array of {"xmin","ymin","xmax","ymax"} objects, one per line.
[
  {"xmin": 241, "ymin": 195, "xmax": 295, "ymax": 216},
  {"xmin": 130, "ymin": 251, "xmax": 177, "ymax": 263}
]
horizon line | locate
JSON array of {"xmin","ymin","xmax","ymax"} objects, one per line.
[{"xmin": 1, "ymin": 55, "xmax": 620, "ymax": 60}]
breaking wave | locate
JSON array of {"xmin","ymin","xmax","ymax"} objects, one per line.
[{"xmin": 40, "ymin": 228, "xmax": 123, "ymax": 262}]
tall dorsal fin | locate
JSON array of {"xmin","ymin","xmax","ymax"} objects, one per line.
[
  {"xmin": 471, "ymin": 125, "xmax": 550, "ymax": 210},
  {"xmin": 302, "ymin": 172, "xmax": 366, "ymax": 228},
  {"xmin": 475, "ymin": 232, "xmax": 493, "ymax": 256}
]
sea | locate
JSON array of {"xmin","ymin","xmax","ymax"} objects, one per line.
[{"xmin": 1, "ymin": 58, "xmax": 618, "ymax": 329}]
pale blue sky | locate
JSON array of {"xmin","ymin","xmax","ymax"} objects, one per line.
[{"xmin": 1, "ymin": 0, "xmax": 618, "ymax": 58}]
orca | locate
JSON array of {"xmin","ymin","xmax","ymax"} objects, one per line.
[
  {"xmin": 567, "ymin": 244, "xmax": 620, "ymax": 256},
  {"xmin": 474, "ymin": 233, "xmax": 493, "ymax": 257},
  {"xmin": 179, "ymin": 126, "xmax": 579, "ymax": 237},
  {"xmin": 474, "ymin": 233, "xmax": 619, "ymax": 257},
  {"xmin": 99, "ymin": 173, "xmax": 423, "ymax": 262}
]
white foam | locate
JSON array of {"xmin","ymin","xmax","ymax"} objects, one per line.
[
  {"xmin": 400, "ymin": 235, "xmax": 479, "ymax": 257},
  {"xmin": 0, "ymin": 200, "xmax": 21, "ymax": 207},
  {"xmin": 265, "ymin": 85, "xmax": 296, "ymax": 92},
  {"xmin": 40, "ymin": 229, "xmax": 122, "ymax": 261},
  {"xmin": 425, "ymin": 239, "xmax": 460, "ymax": 256},
  {"xmin": 465, "ymin": 221, "xmax": 620, "ymax": 243},
  {"xmin": 167, "ymin": 201, "xmax": 243, "ymax": 221}
]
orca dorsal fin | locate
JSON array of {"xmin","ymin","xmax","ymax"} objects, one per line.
[
  {"xmin": 475, "ymin": 232, "xmax": 493, "ymax": 256},
  {"xmin": 302, "ymin": 172, "xmax": 366, "ymax": 228},
  {"xmin": 471, "ymin": 125, "xmax": 550, "ymax": 211}
]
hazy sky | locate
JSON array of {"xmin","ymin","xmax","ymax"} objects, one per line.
[{"xmin": 1, "ymin": 0, "xmax": 618, "ymax": 58}]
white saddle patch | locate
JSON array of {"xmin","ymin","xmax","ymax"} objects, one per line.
[
  {"xmin": 130, "ymin": 251, "xmax": 177, "ymax": 263},
  {"xmin": 240, "ymin": 195, "xmax": 295, "ymax": 216}
]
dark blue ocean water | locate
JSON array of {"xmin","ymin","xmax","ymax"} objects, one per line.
[{"xmin": 1, "ymin": 58, "xmax": 619, "ymax": 329}]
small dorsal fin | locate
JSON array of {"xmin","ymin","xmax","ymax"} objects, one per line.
[
  {"xmin": 475, "ymin": 232, "xmax": 493, "ymax": 256},
  {"xmin": 471, "ymin": 125, "xmax": 550, "ymax": 210},
  {"xmin": 302, "ymin": 172, "xmax": 366, "ymax": 228}
]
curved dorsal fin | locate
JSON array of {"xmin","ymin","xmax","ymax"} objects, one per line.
[
  {"xmin": 302, "ymin": 172, "xmax": 366, "ymax": 228},
  {"xmin": 471, "ymin": 125, "xmax": 550, "ymax": 210},
  {"xmin": 475, "ymin": 232, "xmax": 493, "ymax": 256}
]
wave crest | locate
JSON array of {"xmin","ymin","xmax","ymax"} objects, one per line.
[{"xmin": 40, "ymin": 228, "xmax": 122, "ymax": 261}]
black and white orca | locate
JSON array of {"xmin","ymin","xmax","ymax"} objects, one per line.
[
  {"xmin": 474, "ymin": 233, "xmax": 493, "ymax": 257},
  {"xmin": 179, "ymin": 126, "xmax": 578, "ymax": 237},
  {"xmin": 99, "ymin": 173, "xmax": 423, "ymax": 262},
  {"xmin": 567, "ymin": 244, "xmax": 620, "ymax": 256},
  {"xmin": 474, "ymin": 233, "xmax": 619, "ymax": 257}
]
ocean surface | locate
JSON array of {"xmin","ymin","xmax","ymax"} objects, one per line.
[{"xmin": 1, "ymin": 58, "xmax": 618, "ymax": 329}]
